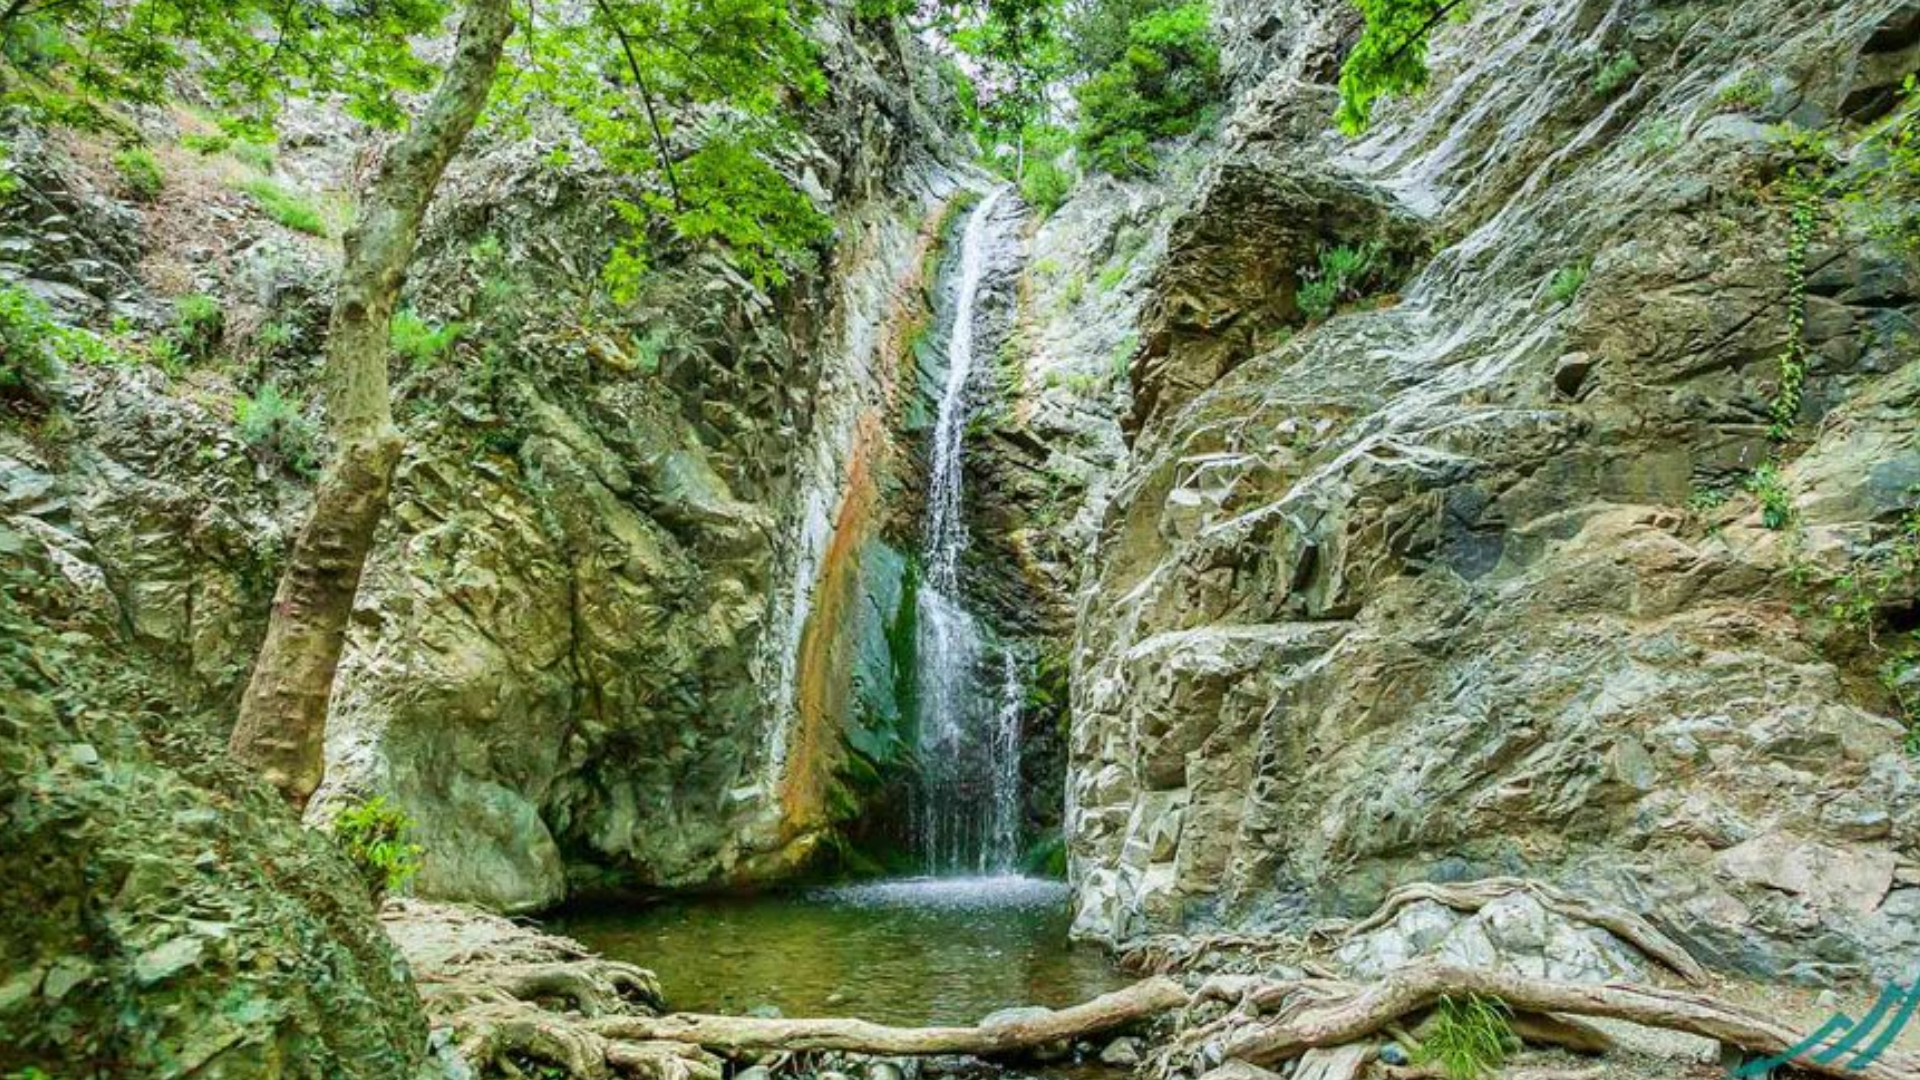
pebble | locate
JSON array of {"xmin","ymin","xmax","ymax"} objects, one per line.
[
  {"xmin": 1377, "ymin": 1041, "xmax": 1409, "ymax": 1067},
  {"xmin": 736, "ymin": 1067, "xmax": 772, "ymax": 1080},
  {"xmin": 1100, "ymin": 1036, "xmax": 1142, "ymax": 1066},
  {"xmin": 864, "ymin": 1062, "xmax": 903, "ymax": 1080}
]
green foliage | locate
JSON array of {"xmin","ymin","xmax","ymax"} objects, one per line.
[
  {"xmin": 389, "ymin": 309, "xmax": 461, "ymax": 369},
  {"xmin": 111, "ymin": 146, "xmax": 163, "ymax": 200},
  {"xmin": 1745, "ymin": 461, "xmax": 1793, "ymax": 530},
  {"xmin": 500, "ymin": 0, "xmax": 829, "ymax": 293},
  {"xmin": 1545, "ymin": 263, "xmax": 1587, "ymax": 305},
  {"xmin": 1335, "ymin": 0, "xmax": 1468, "ymax": 136},
  {"xmin": 0, "ymin": 283, "xmax": 124, "ymax": 409},
  {"xmin": 1591, "ymin": 49, "xmax": 1641, "ymax": 98},
  {"xmin": 943, "ymin": 0, "xmax": 1068, "ymax": 150},
  {"xmin": 1413, "ymin": 994, "xmax": 1514, "ymax": 1080},
  {"xmin": 1073, "ymin": 0, "xmax": 1221, "ymax": 175},
  {"xmin": 1109, "ymin": 330, "xmax": 1137, "ymax": 382},
  {"xmin": 1019, "ymin": 832, "xmax": 1068, "ymax": 878},
  {"xmin": 238, "ymin": 177, "xmax": 328, "ymax": 236},
  {"xmin": 1768, "ymin": 177, "xmax": 1818, "ymax": 441},
  {"xmin": 1021, "ymin": 156, "xmax": 1074, "ymax": 214},
  {"xmin": 1297, "ymin": 241, "xmax": 1384, "ymax": 321},
  {"xmin": 234, "ymin": 383, "xmax": 316, "ymax": 476},
  {"xmin": 326, "ymin": 795, "xmax": 425, "ymax": 899},
  {"xmin": 1715, "ymin": 72, "xmax": 1768, "ymax": 113},
  {"xmin": 1097, "ymin": 261, "xmax": 1130, "ymax": 292},
  {"xmin": 0, "ymin": 0, "xmax": 443, "ymax": 132},
  {"xmin": 171, "ymin": 293, "xmax": 224, "ymax": 361}
]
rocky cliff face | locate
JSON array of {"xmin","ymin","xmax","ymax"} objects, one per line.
[
  {"xmin": 1062, "ymin": 0, "xmax": 1920, "ymax": 987},
  {"xmin": 1, "ymin": 9, "xmax": 980, "ymax": 913}
]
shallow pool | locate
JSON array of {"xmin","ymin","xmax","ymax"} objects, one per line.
[{"xmin": 547, "ymin": 875, "xmax": 1125, "ymax": 1026}]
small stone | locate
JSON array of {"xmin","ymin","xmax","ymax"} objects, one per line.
[
  {"xmin": 1552, "ymin": 352, "xmax": 1595, "ymax": 399},
  {"xmin": 1101, "ymin": 1036, "xmax": 1143, "ymax": 1066},
  {"xmin": 819, "ymin": 1070, "xmax": 851, "ymax": 1080},
  {"xmin": 67, "ymin": 743, "xmax": 100, "ymax": 767},
  {"xmin": 864, "ymin": 1062, "xmax": 904, "ymax": 1080},
  {"xmin": 1378, "ymin": 1041, "xmax": 1410, "ymax": 1067},
  {"xmin": 42, "ymin": 957, "xmax": 93, "ymax": 1000},
  {"xmin": 134, "ymin": 935, "xmax": 205, "ymax": 986},
  {"xmin": 736, "ymin": 1067, "xmax": 773, "ymax": 1080},
  {"xmin": 826, "ymin": 990, "xmax": 848, "ymax": 1005},
  {"xmin": 746, "ymin": 1003, "xmax": 784, "ymax": 1020}
]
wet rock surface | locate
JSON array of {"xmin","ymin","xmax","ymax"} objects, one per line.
[{"xmin": 1062, "ymin": 0, "xmax": 1920, "ymax": 986}]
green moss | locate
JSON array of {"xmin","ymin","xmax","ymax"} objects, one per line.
[{"xmin": 1592, "ymin": 50, "xmax": 1641, "ymax": 97}]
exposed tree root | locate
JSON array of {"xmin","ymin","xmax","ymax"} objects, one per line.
[
  {"xmin": 382, "ymin": 900, "xmax": 721, "ymax": 1080},
  {"xmin": 587, "ymin": 977, "xmax": 1191, "ymax": 1056},
  {"xmin": 1206, "ymin": 962, "xmax": 1919, "ymax": 1080},
  {"xmin": 1329, "ymin": 878, "xmax": 1707, "ymax": 985}
]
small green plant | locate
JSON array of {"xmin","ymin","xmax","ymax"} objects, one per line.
[
  {"xmin": 234, "ymin": 382, "xmax": 317, "ymax": 476},
  {"xmin": 1592, "ymin": 50, "xmax": 1642, "ymax": 97},
  {"xmin": 146, "ymin": 336, "xmax": 187, "ymax": 375},
  {"xmin": 239, "ymin": 177, "xmax": 328, "ymax": 236},
  {"xmin": 172, "ymin": 293, "xmax": 224, "ymax": 361},
  {"xmin": 633, "ymin": 326, "xmax": 674, "ymax": 374},
  {"xmin": 1546, "ymin": 264, "xmax": 1588, "ymax": 305},
  {"xmin": 1685, "ymin": 483, "xmax": 1732, "ymax": 515},
  {"xmin": 1716, "ymin": 72, "xmax": 1768, "ymax": 113},
  {"xmin": 1769, "ymin": 176, "xmax": 1819, "ymax": 441},
  {"xmin": 112, "ymin": 146, "xmax": 164, "ymax": 200},
  {"xmin": 1632, "ymin": 118, "xmax": 1683, "ymax": 154},
  {"xmin": 1746, "ymin": 461, "xmax": 1793, "ymax": 530},
  {"xmin": 1, "ymin": 283, "xmax": 126, "ymax": 408},
  {"xmin": 1096, "ymin": 261, "xmax": 1130, "ymax": 292},
  {"xmin": 327, "ymin": 795, "xmax": 425, "ymax": 899},
  {"xmin": 182, "ymin": 132, "xmax": 231, "ymax": 155},
  {"xmin": 1413, "ymin": 994, "xmax": 1515, "ymax": 1080},
  {"xmin": 1060, "ymin": 272, "xmax": 1086, "ymax": 308},
  {"xmin": 1020, "ymin": 155, "xmax": 1074, "ymax": 217},
  {"xmin": 1297, "ymin": 241, "xmax": 1383, "ymax": 322},
  {"xmin": 389, "ymin": 308, "xmax": 462, "ymax": 368},
  {"xmin": 1109, "ymin": 330, "xmax": 1138, "ymax": 382},
  {"xmin": 230, "ymin": 139, "xmax": 275, "ymax": 173}
]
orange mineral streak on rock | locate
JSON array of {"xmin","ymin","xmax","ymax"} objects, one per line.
[{"xmin": 771, "ymin": 197, "xmax": 961, "ymax": 840}]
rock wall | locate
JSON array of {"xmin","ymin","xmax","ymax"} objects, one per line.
[
  {"xmin": 1064, "ymin": 0, "xmax": 1920, "ymax": 987},
  {"xmin": 1, "ymin": 8, "xmax": 978, "ymax": 912}
]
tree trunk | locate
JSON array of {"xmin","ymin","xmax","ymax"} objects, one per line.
[
  {"xmin": 228, "ymin": 0, "xmax": 516, "ymax": 805},
  {"xmin": 586, "ymin": 978, "xmax": 1190, "ymax": 1056}
]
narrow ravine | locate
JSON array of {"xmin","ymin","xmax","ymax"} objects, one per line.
[{"xmin": 913, "ymin": 185, "xmax": 1027, "ymax": 876}]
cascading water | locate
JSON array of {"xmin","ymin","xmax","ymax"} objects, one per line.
[{"xmin": 913, "ymin": 186, "xmax": 1025, "ymax": 876}]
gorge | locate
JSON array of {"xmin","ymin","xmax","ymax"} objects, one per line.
[{"xmin": 6, "ymin": 0, "xmax": 1920, "ymax": 1078}]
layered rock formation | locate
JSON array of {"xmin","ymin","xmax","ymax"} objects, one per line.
[{"xmin": 1063, "ymin": 0, "xmax": 1920, "ymax": 988}]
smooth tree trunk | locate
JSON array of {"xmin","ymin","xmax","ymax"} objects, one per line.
[{"xmin": 228, "ymin": 0, "xmax": 516, "ymax": 805}]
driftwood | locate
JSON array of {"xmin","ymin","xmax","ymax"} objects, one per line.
[
  {"xmin": 1216, "ymin": 962, "xmax": 1920, "ymax": 1080},
  {"xmin": 1333, "ymin": 878, "xmax": 1708, "ymax": 985},
  {"xmin": 1291, "ymin": 1043, "xmax": 1371, "ymax": 1080},
  {"xmin": 589, "ymin": 977, "xmax": 1190, "ymax": 1056}
]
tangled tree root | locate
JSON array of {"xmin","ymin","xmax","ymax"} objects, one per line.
[
  {"xmin": 1325, "ymin": 878, "xmax": 1708, "ymax": 985},
  {"xmin": 382, "ymin": 899, "xmax": 722, "ymax": 1080},
  {"xmin": 1190, "ymin": 962, "xmax": 1919, "ymax": 1080}
]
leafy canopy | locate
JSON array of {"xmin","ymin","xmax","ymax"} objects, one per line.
[
  {"xmin": 0, "ymin": 0, "xmax": 445, "ymax": 132},
  {"xmin": 498, "ymin": 0, "xmax": 832, "ymax": 292},
  {"xmin": 1335, "ymin": 0, "xmax": 1469, "ymax": 136},
  {"xmin": 1073, "ymin": 0, "xmax": 1220, "ymax": 175}
]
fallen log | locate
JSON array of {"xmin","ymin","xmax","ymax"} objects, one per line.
[
  {"xmin": 589, "ymin": 977, "xmax": 1190, "ymax": 1056},
  {"xmin": 1219, "ymin": 962, "xmax": 1920, "ymax": 1080}
]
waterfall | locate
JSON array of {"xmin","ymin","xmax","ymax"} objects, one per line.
[{"xmin": 913, "ymin": 187, "xmax": 1023, "ymax": 876}]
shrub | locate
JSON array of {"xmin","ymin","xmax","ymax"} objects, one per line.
[
  {"xmin": 1546, "ymin": 264, "xmax": 1588, "ymax": 304},
  {"xmin": 112, "ymin": 146, "xmax": 164, "ymax": 200},
  {"xmin": 182, "ymin": 132, "xmax": 231, "ymax": 155},
  {"xmin": 1716, "ymin": 72, "xmax": 1768, "ymax": 113},
  {"xmin": 1074, "ymin": 0, "xmax": 1221, "ymax": 176},
  {"xmin": 1746, "ymin": 461, "xmax": 1793, "ymax": 530},
  {"xmin": 239, "ymin": 177, "xmax": 328, "ymax": 236},
  {"xmin": 1592, "ymin": 50, "xmax": 1641, "ymax": 97},
  {"xmin": 234, "ymin": 382, "xmax": 317, "ymax": 476},
  {"xmin": 1414, "ymin": 994, "xmax": 1514, "ymax": 1080},
  {"xmin": 172, "ymin": 293, "xmax": 224, "ymax": 361},
  {"xmin": 230, "ymin": 140, "xmax": 275, "ymax": 173},
  {"xmin": 0, "ymin": 286, "xmax": 62, "ymax": 406},
  {"xmin": 390, "ymin": 308, "xmax": 462, "ymax": 368},
  {"xmin": 1296, "ymin": 241, "xmax": 1383, "ymax": 322},
  {"xmin": 327, "ymin": 796, "xmax": 425, "ymax": 900},
  {"xmin": 1021, "ymin": 156, "xmax": 1074, "ymax": 216}
]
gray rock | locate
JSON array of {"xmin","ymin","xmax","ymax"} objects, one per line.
[
  {"xmin": 1101, "ymin": 1036, "xmax": 1143, "ymax": 1066},
  {"xmin": 133, "ymin": 936, "xmax": 205, "ymax": 986}
]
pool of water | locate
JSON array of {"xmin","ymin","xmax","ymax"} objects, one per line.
[{"xmin": 547, "ymin": 875, "xmax": 1125, "ymax": 1026}]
